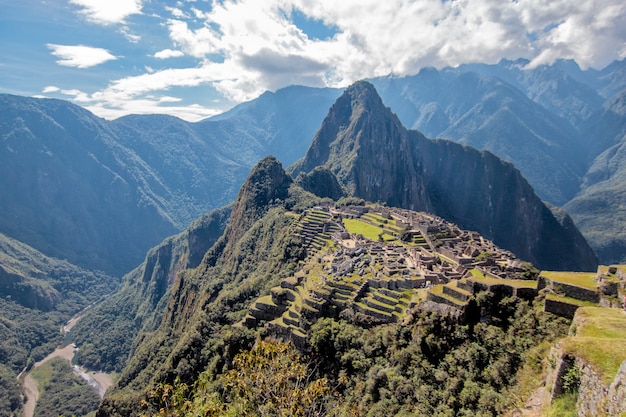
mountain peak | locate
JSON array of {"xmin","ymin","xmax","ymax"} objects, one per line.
[
  {"xmin": 228, "ymin": 156, "xmax": 292, "ymax": 238},
  {"xmin": 291, "ymin": 79, "xmax": 432, "ymax": 211},
  {"xmin": 290, "ymin": 82, "xmax": 597, "ymax": 271}
]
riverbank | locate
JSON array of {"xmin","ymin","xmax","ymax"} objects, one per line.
[{"xmin": 20, "ymin": 307, "xmax": 114, "ymax": 417}]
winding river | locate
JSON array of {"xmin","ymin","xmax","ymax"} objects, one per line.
[{"xmin": 20, "ymin": 306, "xmax": 114, "ymax": 417}]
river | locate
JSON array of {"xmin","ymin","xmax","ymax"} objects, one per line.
[{"xmin": 20, "ymin": 305, "xmax": 114, "ymax": 417}]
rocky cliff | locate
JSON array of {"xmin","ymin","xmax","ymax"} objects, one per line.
[
  {"xmin": 292, "ymin": 81, "xmax": 597, "ymax": 271},
  {"xmin": 71, "ymin": 205, "xmax": 230, "ymax": 373}
]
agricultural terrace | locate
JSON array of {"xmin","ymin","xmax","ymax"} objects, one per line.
[
  {"xmin": 562, "ymin": 307, "xmax": 626, "ymax": 385},
  {"xmin": 540, "ymin": 271, "xmax": 598, "ymax": 290}
]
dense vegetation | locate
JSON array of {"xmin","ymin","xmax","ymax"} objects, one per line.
[
  {"xmin": 31, "ymin": 358, "xmax": 100, "ymax": 417},
  {"xmin": 140, "ymin": 292, "xmax": 569, "ymax": 416},
  {"xmin": 0, "ymin": 233, "xmax": 118, "ymax": 416}
]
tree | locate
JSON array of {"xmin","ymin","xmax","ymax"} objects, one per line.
[{"xmin": 142, "ymin": 340, "xmax": 332, "ymax": 417}]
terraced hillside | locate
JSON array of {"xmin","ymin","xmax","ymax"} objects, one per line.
[
  {"xmin": 244, "ymin": 203, "xmax": 539, "ymax": 344},
  {"xmin": 246, "ymin": 204, "xmax": 626, "ymax": 346}
]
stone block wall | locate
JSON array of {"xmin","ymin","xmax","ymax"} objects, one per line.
[{"xmin": 544, "ymin": 298, "xmax": 580, "ymax": 319}]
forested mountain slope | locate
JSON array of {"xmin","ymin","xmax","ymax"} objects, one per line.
[
  {"xmin": 0, "ymin": 232, "xmax": 117, "ymax": 416},
  {"xmin": 95, "ymin": 155, "xmax": 578, "ymax": 417},
  {"xmin": 0, "ymin": 87, "xmax": 337, "ymax": 275}
]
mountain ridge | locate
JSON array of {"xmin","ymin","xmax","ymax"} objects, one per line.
[{"xmin": 292, "ymin": 81, "xmax": 597, "ymax": 271}]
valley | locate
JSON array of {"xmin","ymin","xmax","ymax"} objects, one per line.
[
  {"xmin": 0, "ymin": 58, "xmax": 625, "ymax": 417},
  {"xmin": 21, "ymin": 298, "xmax": 114, "ymax": 417}
]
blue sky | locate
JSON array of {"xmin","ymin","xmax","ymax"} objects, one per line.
[{"xmin": 1, "ymin": 0, "xmax": 625, "ymax": 121}]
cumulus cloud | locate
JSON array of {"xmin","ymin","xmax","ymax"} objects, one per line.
[
  {"xmin": 144, "ymin": 0, "xmax": 622, "ymax": 102},
  {"xmin": 47, "ymin": 44, "xmax": 118, "ymax": 68},
  {"xmin": 51, "ymin": 0, "xmax": 625, "ymax": 120},
  {"xmin": 154, "ymin": 49, "xmax": 185, "ymax": 59},
  {"xmin": 69, "ymin": 0, "xmax": 143, "ymax": 25}
]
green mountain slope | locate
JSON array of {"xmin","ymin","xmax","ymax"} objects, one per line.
[
  {"xmin": 0, "ymin": 87, "xmax": 338, "ymax": 275},
  {"xmin": 564, "ymin": 89, "xmax": 626, "ymax": 263},
  {"xmin": 94, "ymin": 156, "xmax": 578, "ymax": 417},
  {"xmin": 71, "ymin": 205, "xmax": 230, "ymax": 373}
]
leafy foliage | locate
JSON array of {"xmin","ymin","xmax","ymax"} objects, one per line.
[
  {"xmin": 0, "ymin": 364, "xmax": 21, "ymax": 417},
  {"xmin": 133, "ymin": 293, "xmax": 568, "ymax": 417},
  {"xmin": 143, "ymin": 340, "xmax": 331, "ymax": 417},
  {"xmin": 0, "ymin": 233, "xmax": 117, "ymax": 416},
  {"xmin": 31, "ymin": 357, "xmax": 100, "ymax": 417}
]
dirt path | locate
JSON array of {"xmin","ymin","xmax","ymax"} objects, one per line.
[{"xmin": 21, "ymin": 374, "xmax": 38, "ymax": 417}]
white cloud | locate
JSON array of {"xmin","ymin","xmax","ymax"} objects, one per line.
[
  {"xmin": 47, "ymin": 0, "xmax": 626, "ymax": 120},
  {"xmin": 47, "ymin": 44, "xmax": 118, "ymax": 68},
  {"xmin": 42, "ymin": 86, "xmax": 61, "ymax": 93},
  {"xmin": 69, "ymin": 0, "xmax": 143, "ymax": 25},
  {"xmin": 120, "ymin": 26, "xmax": 142, "ymax": 43},
  {"xmin": 154, "ymin": 49, "xmax": 185, "ymax": 59},
  {"xmin": 165, "ymin": 6, "xmax": 189, "ymax": 19}
]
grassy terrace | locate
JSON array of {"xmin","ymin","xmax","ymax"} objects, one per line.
[
  {"xmin": 540, "ymin": 270, "xmax": 598, "ymax": 290},
  {"xmin": 562, "ymin": 307, "xmax": 626, "ymax": 385},
  {"xmin": 343, "ymin": 218, "xmax": 395, "ymax": 241},
  {"xmin": 545, "ymin": 293, "xmax": 597, "ymax": 307},
  {"xmin": 597, "ymin": 264, "xmax": 626, "ymax": 282},
  {"xmin": 468, "ymin": 270, "xmax": 538, "ymax": 288},
  {"xmin": 574, "ymin": 307, "xmax": 626, "ymax": 339},
  {"xmin": 428, "ymin": 284, "xmax": 468, "ymax": 307}
]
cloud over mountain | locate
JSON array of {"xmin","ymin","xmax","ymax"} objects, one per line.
[{"xmin": 1, "ymin": 0, "xmax": 624, "ymax": 120}]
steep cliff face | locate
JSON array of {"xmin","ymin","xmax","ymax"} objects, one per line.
[
  {"xmin": 292, "ymin": 82, "xmax": 432, "ymax": 212},
  {"xmin": 294, "ymin": 167, "xmax": 346, "ymax": 200},
  {"xmin": 293, "ymin": 81, "xmax": 597, "ymax": 271},
  {"xmin": 71, "ymin": 206, "xmax": 230, "ymax": 372}
]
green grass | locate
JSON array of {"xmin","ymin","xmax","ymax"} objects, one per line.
[
  {"xmin": 255, "ymin": 295, "xmax": 278, "ymax": 308},
  {"xmin": 546, "ymin": 392, "xmax": 577, "ymax": 417},
  {"xmin": 573, "ymin": 307, "xmax": 626, "ymax": 339},
  {"xmin": 540, "ymin": 271, "xmax": 598, "ymax": 290},
  {"xmin": 31, "ymin": 359, "xmax": 58, "ymax": 388},
  {"xmin": 561, "ymin": 307, "xmax": 626, "ymax": 385},
  {"xmin": 343, "ymin": 218, "xmax": 390, "ymax": 241},
  {"xmin": 562, "ymin": 337, "xmax": 626, "ymax": 385},
  {"xmin": 428, "ymin": 284, "xmax": 468, "ymax": 306},
  {"xmin": 360, "ymin": 213, "xmax": 404, "ymax": 233}
]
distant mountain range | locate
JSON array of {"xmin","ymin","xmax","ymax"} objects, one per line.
[
  {"xmin": 0, "ymin": 87, "xmax": 338, "ymax": 275},
  {"xmin": 1, "ymin": 59, "xmax": 624, "ymax": 417},
  {"xmin": 0, "ymin": 58, "xmax": 624, "ymax": 277}
]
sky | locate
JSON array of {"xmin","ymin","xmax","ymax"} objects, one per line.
[{"xmin": 1, "ymin": 0, "xmax": 625, "ymax": 122}]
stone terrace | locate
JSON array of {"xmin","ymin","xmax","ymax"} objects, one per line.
[{"xmin": 244, "ymin": 204, "xmax": 626, "ymax": 344}]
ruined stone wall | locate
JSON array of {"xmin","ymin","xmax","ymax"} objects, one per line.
[
  {"xmin": 576, "ymin": 360, "xmax": 609, "ymax": 416},
  {"xmin": 544, "ymin": 298, "xmax": 580, "ymax": 319},
  {"xmin": 607, "ymin": 361, "xmax": 626, "ymax": 416},
  {"xmin": 545, "ymin": 344, "xmax": 626, "ymax": 416},
  {"xmin": 539, "ymin": 276, "xmax": 600, "ymax": 303}
]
